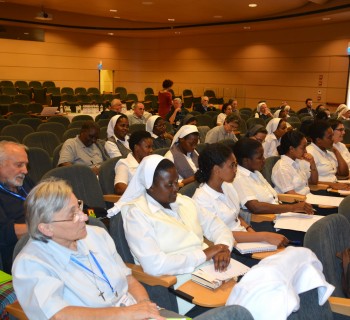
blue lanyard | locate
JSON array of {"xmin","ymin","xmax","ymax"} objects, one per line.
[
  {"xmin": 70, "ymin": 251, "xmax": 114, "ymax": 293},
  {"xmin": 0, "ymin": 184, "xmax": 27, "ymax": 201}
]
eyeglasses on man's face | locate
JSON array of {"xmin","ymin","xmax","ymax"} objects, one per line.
[{"xmin": 51, "ymin": 200, "xmax": 85, "ymax": 224}]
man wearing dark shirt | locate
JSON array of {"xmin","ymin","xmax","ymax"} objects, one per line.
[
  {"xmin": 0, "ymin": 141, "xmax": 34, "ymax": 273},
  {"xmin": 298, "ymin": 98, "xmax": 316, "ymax": 117},
  {"xmin": 194, "ymin": 96, "xmax": 217, "ymax": 114}
]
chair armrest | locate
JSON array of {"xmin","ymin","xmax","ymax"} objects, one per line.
[
  {"xmin": 103, "ymin": 194, "xmax": 120, "ymax": 203},
  {"xmin": 5, "ymin": 301, "xmax": 28, "ymax": 320},
  {"xmin": 125, "ymin": 263, "xmax": 177, "ymax": 287},
  {"xmin": 278, "ymin": 194, "xmax": 306, "ymax": 203},
  {"xmin": 309, "ymin": 184, "xmax": 329, "ymax": 191},
  {"xmin": 329, "ymin": 296, "xmax": 350, "ymax": 316}
]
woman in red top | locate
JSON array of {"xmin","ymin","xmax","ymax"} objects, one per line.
[{"xmin": 158, "ymin": 79, "xmax": 173, "ymax": 119}]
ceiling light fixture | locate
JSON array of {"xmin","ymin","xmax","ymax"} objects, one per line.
[
  {"xmin": 142, "ymin": 1, "xmax": 154, "ymax": 4},
  {"xmin": 168, "ymin": 18, "xmax": 175, "ymax": 22},
  {"xmin": 249, "ymin": 3, "xmax": 257, "ymax": 7},
  {"xmin": 243, "ymin": 26, "xmax": 251, "ymax": 30},
  {"xmin": 322, "ymin": 17, "xmax": 331, "ymax": 21},
  {"xmin": 109, "ymin": 9, "xmax": 117, "ymax": 12},
  {"xmin": 108, "ymin": 32, "xmax": 114, "ymax": 35},
  {"xmin": 213, "ymin": 15, "xmax": 222, "ymax": 19},
  {"xmin": 113, "ymin": 16, "xmax": 120, "ymax": 19},
  {"xmin": 175, "ymin": 31, "xmax": 181, "ymax": 34}
]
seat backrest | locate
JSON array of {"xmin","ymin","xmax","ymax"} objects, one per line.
[
  {"xmin": 204, "ymin": 89, "xmax": 216, "ymax": 98},
  {"xmin": 246, "ymin": 117, "xmax": 266, "ymax": 129},
  {"xmin": 27, "ymin": 102, "xmax": 43, "ymax": 114},
  {"xmin": 18, "ymin": 117, "xmax": 42, "ymax": 130},
  {"xmin": 68, "ymin": 120, "xmax": 85, "ymax": 129},
  {"xmin": 26, "ymin": 147, "xmax": 53, "ymax": 184},
  {"xmin": 1, "ymin": 87, "xmax": 17, "ymax": 96},
  {"xmin": 62, "ymin": 128, "xmax": 80, "ymax": 141},
  {"xmin": 61, "ymin": 87, "xmax": 74, "ymax": 95},
  {"xmin": 15, "ymin": 81, "xmax": 29, "ymax": 89},
  {"xmin": 42, "ymin": 164, "xmax": 106, "ymax": 208},
  {"xmin": 109, "ymin": 214, "xmax": 135, "ymax": 263},
  {"xmin": 0, "ymin": 119, "xmax": 13, "ymax": 131},
  {"xmin": 195, "ymin": 114, "xmax": 215, "ymax": 128},
  {"xmin": 47, "ymin": 115, "xmax": 70, "ymax": 128},
  {"xmin": 74, "ymin": 87, "xmax": 87, "ymax": 95},
  {"xmin": 338, "ymin": 196, "xmax": 350, "ymax": 225},
  {"xmin": 87, "ymin": 87, "xmax": 100, "ymax": 95},
  {"xmin": 1, "ymin": 124, "xmax": 34, "ymax": 142},
  {"xmin": 37, "ymin": 122, "xmax": 66, "ymax": 141},
  {"xmin": 71, "ymin": 115, "xmax": 94, "ymax": 122},
  {"xmin": 43, "ymin": 81, "xmax": 56, "ymax": 88},
  {"xmin": 52, "ymin": 143, "xmax": 63, "ymax": 167},
  {"xmin": 14, "ymin": 94, "xmax": 30, "ymax": 105},
  {"xmin": 0, "ymin": 135, "xmax": 18, "ymax": 143},
  {"xmin": 29, "ymin": 81, "xmax": 42, "ymax": 89},
  {"xmin": 261, "ymin": 156, "xmax": 280, "ymax": 187},
  {"xmin": 98, "ymin": 157, "xmax": 122, "ymax": 194},
  {"xmin": 178, "ymin": 181, "xmax": 200, "ymax": 198},
  {"xmin": 129, "ymin": 123, "xmax": 146, "ymax": 134},
  {"xmin": 115, "ymin": 87, "xmax": 127, "ymax": 100},
  {"xmin": 8, "ymin": 102, "xmax": 27, "ymax": 114},
  {"xmin": 23, "ymin": 131, "xmax": 61, "ymax": 156},
  {"xmin": 0, "ymin": 80, "xmax": 14, "ymax": 88},
  {"xmin": 152, "ymin": 147, "xmax": 169, "ymax": 156},
  {"xmin": 183, "ymin": 89, "xmax": 193, "ymax": 97},
  {"xmin": 304, "ymin": 214, "xmax": 350, "ymax": 298},
  {"xmin": 144, "ymin": 87, "xmax": 154, "ymax": 95}
]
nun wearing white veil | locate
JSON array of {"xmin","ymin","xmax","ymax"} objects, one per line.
[
  {"xmin": 145, "ymin": 115, "xmax": 172, "ymax": 149},
  {"xmin": 164, "ymin": 125, "xmax": 199, "ymax": 187},
  {"xmin": 104, "ymin": 114, "xmax": 131, "ymax": 158},
  {"xmin": 107, "ymin": 154, "xmax": 233, "ymax": 315},
  {"xmin": 262, "ymin": 118, "xmax": 288, "ymax": 158}
]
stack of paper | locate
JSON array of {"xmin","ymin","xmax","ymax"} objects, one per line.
[
  {"xmin": 305, "ymin": 193, "xmax": 344, "ymax": 207},
  {"xmin": 274, "ymin": 212, "xmax": 324, "ymax": 232},
  {"xmin": 191, "ymin": 259, "xmax": 250, "ymax": 289},
  {"xmin": 235, "ymin": 242, "xmax": 277, "ymax": 254}
]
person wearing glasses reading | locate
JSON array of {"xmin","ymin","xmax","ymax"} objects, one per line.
[
  {"xmin": 12, "ymin": 179, "xmax": 166, "ymax": 320},
  {"xmin": 0, "ymin": 141, "xmax": 34, "ymax": 274},
  {"xmin": 205, "ymin": 114, "xmax": 239, "ymax": 144}
]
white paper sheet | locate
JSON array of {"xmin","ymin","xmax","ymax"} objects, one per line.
[
  {"xmin": 274, "ymin": 212, "xmax": 324, "ymax": 232},
  {"xmin": 305, "ymin": 193, "xmax": 344, "ymax": 207}
]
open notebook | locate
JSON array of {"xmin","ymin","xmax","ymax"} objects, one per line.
[
  {"xmin": 274, "ymin": 212, "xmax": 324, "ymax": 232},
  {"xmin": 191, "ymin": 258, "xmax": 250, "ymax": 289},
  {"xmin": 235, "ymin": 242, "xmax": 277, "ymax": 254}
]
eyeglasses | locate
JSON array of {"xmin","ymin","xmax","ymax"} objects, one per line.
[
  {"xmin": 51, "ymin": 200, "xmax": 85, "ymax": 224},
  {"xmin": 334, "ymin": 128, "xmax": 345, "ymax": 132}
]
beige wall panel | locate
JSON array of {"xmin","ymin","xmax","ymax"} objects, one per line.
[{"xmin": 327, "ymin": 72, "xmax": 348, "ymax": 89}]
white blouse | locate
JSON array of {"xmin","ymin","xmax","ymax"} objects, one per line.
[
  {"xmin": 333, "ymin": 142, "xmax": 350, "ymax": 170},
  {"xmin": 232, "ymin": 165, "xmax": 279, "ymax": 209},
  {"xmin": 263, "ymin": 133, "xmax": 280, "ymax": 158},
  {"xmin": 192, "ymin": 183, "xmax": 246, "ymax": 232},
  {"xmin": 306, "ymin": 142, "xmax": 337, "ymax": 182},
  {"xmin": 114, "ymin": 153, "xmax": 139, "ymax": 186},
  {"xmin": 272, "ymin": 155, "xmax": 311, "ymax": 195}
]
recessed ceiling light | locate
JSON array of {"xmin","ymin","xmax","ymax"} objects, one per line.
[
  {"xmin": 213, "ymin": 15, "xmax": 222, "ymax": 19},
  {"xmin": 322, "ymin": 17, "xmax": 331, "ymax": 21},
  {"xmin": 168, "ymin": 18, "xmax": 175, "ymax": 22},
  {"xmin": 109, "ymin": 9, "xmax": 117, "ymax": 12},
  {"xmin": 142, "ymin": 1, "xmax": 154, "ymax": 4},
  {"xmin": 175, "ymin": 31, "xmax": 181, "ymax": 34},
  {"xmin": 113, "ymin": 16, "xmax": 120, "ymax": 19},
  {"xmin": 108, "ymin": 32, "xmax": 114, "ymax": 35},
  {"xmin": 249, "ymin": 3, "xmax": 257, "ymax": 7},
  {"xmin": 243, "ymin": 26, "xmax": 251, "ymax": 30},
  {"xmin": 24, "ymin": 32, "xmax": 29, "ymax": 35}
]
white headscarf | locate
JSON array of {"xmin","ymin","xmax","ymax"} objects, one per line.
[
  {"xmin": 146, "ymin": 115, "xmax": 161, "ymax": 133},
  {"xmin": 273, "ymin": 109, "xmax": 282, "ymax": 118},
  {"xmin": 107, "ymin": 114, "xmax": 123, "ymax": 138},
  {"xmin": 170, "ymin": 125, "xmax": 198, "ymax": 147},
  {"xmin": 338, "ymin": 105, "xmax": 350, "ymax": 119},
  {"xmin": 257, "ymin": 102, "xmax": 266, "ymax": 113},
  {"xmin": 266, "ymin": 118, "xmax": 282, "ymax": 134},
  {"xmin": 107, "ymin": 154, "xmax": 164, "ymax": 217}
]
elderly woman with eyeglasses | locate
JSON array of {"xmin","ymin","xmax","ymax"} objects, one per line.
[
  {"xmin": 12, "ymin": 179, "xmax": 164, "ymax": 320},
  {"xmin": 329, "ymin": 119, "xmax": 350, "ymax": 170}
]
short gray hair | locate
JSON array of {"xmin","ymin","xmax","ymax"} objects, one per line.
[
  {"xmin": 173, "ymin": 97, "xmax": 182, "ymax": 104},
  {"xmin": 25, "ymin": 178, "xmax": 72, "ymax": 242},
  {"xmin": 0, "ymin": 141, "xmax": 27, "ymax": 165}
]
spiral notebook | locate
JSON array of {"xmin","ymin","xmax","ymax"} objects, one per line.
[
  {"xmin": 191, "ymin": 259, "xmax": 250, "ymax": 289},
  {"xmin": 234, "ymin": 242, "xmax": 277, "ymax": 254}
]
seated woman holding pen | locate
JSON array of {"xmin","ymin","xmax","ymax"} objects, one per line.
[
  {"xmin": 107, "ymin": 154, "xmax": 233, "ymax": 316},
  {"xmin": 232, "ymin": 138, "xmax": 314, "ymax": 217},
  {"xmin": 272, "ymin": 130, "xmax": 318, "ymax": 196},
  {"xmin": 192, "ymin": 143, "xmax": 288, "ymax": 265}
]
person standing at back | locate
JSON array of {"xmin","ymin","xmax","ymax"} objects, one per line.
[{"xmin": 158, "ymin": 79, "xmax": 173, "ymax": 119}]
